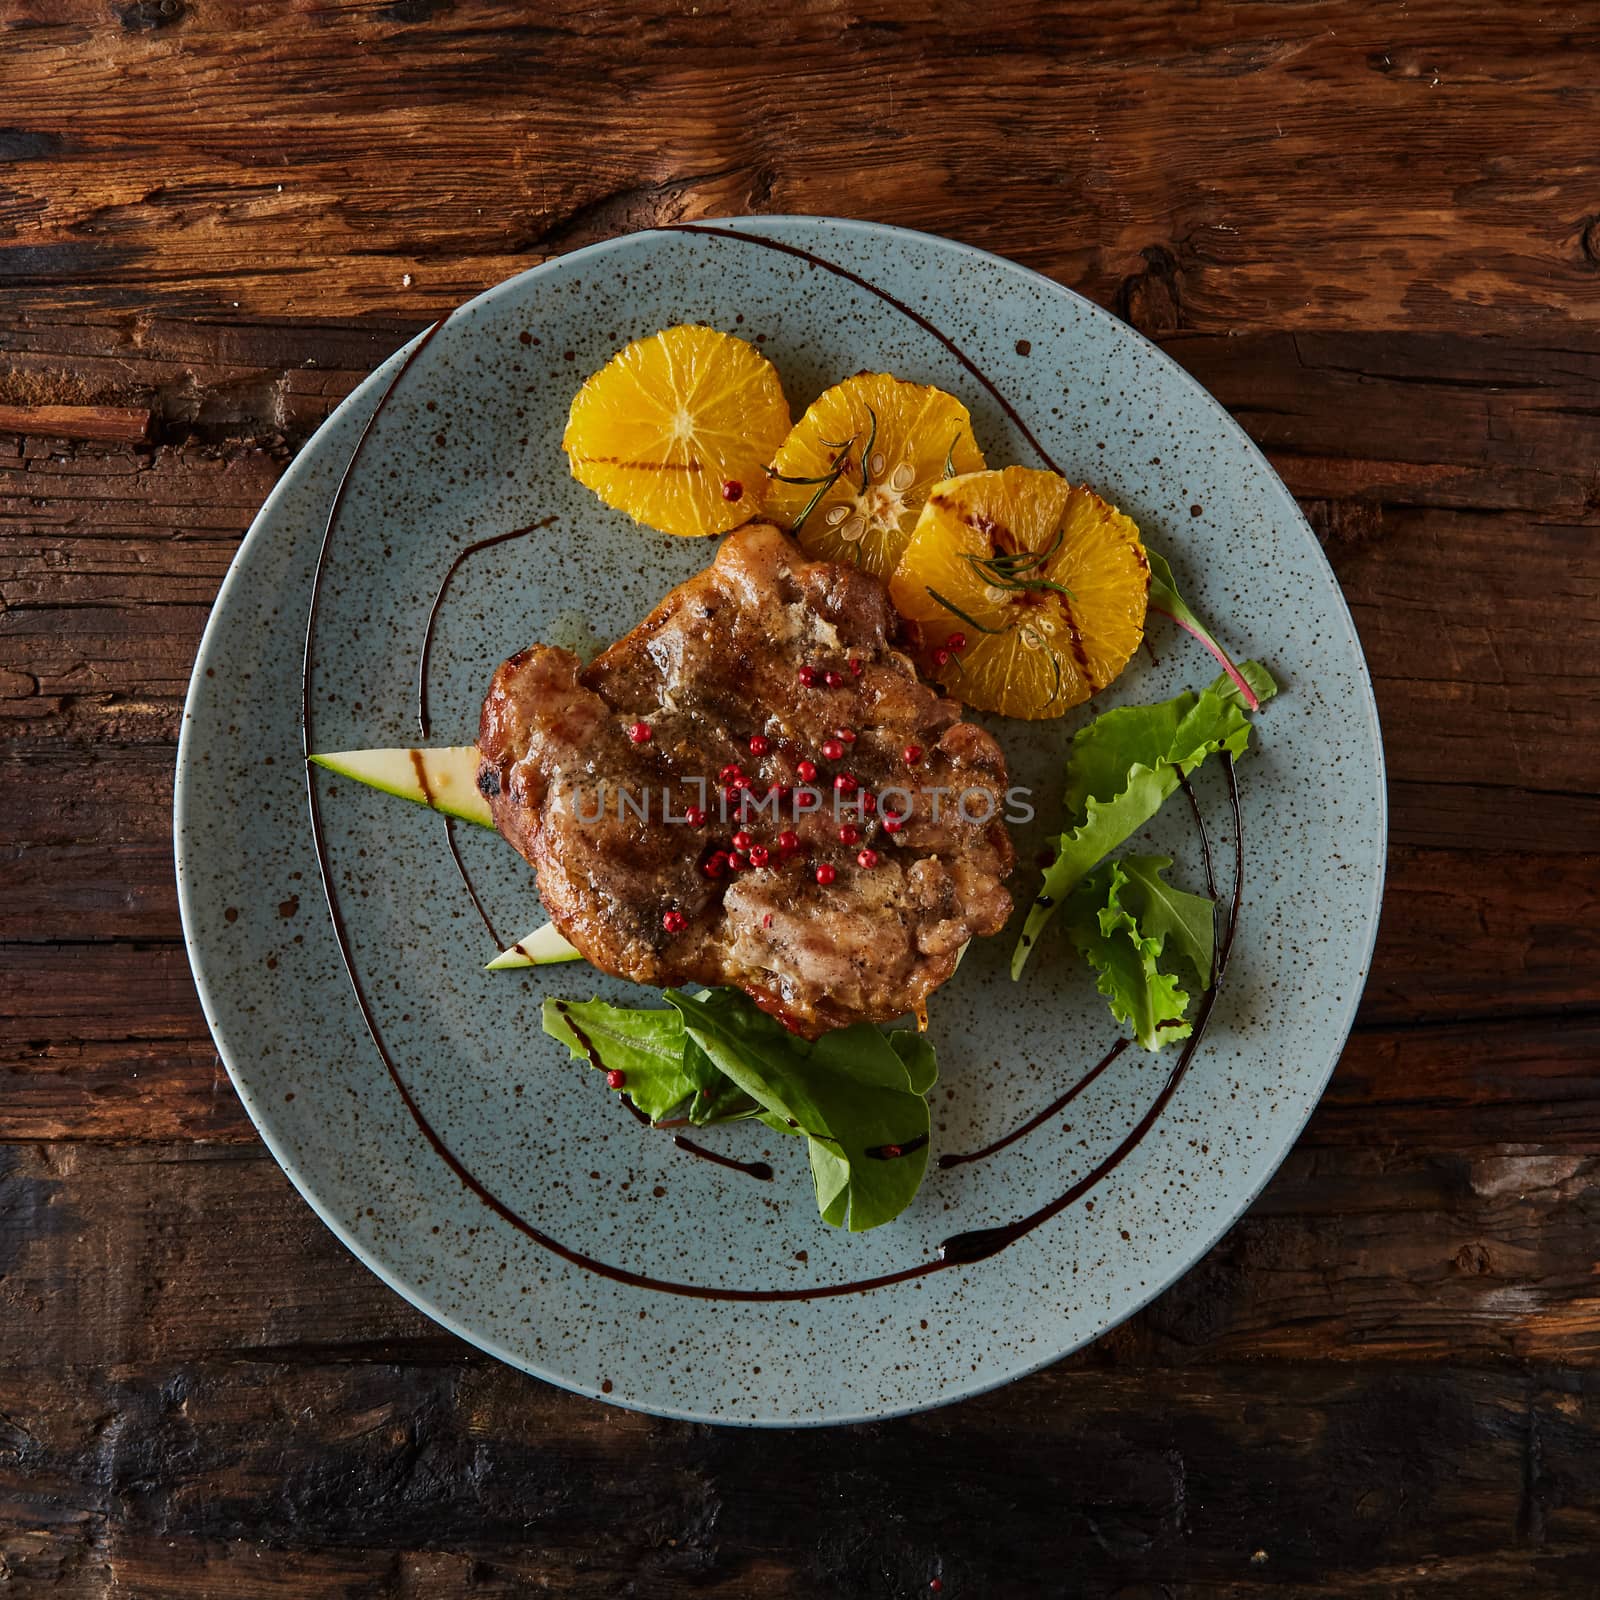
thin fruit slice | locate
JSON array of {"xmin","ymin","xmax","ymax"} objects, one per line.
[
  {"xmin": 485, "ymin": 922, "xmax": 583, "ymax": 969},
  {"xmin": 888, "ymin": 467, "xmax": 1148, "ymax": 719},
  {"xmin": 308, "ymin": 745, "xmax": 491, "ymax": 826},
  {"xmin": 562, "ymin": 324, "xmax": 791, "ymax": 538},
  {"xmin": 764, "ymin": 373, "xmax": 984, "ymax": 577}
]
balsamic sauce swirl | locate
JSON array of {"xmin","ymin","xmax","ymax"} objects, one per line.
[
  {"xmin": 418, "ymin": 515, "xmax": 559, "ymax": 740},
  {"xmin": 443, "ymin": 817, "xmax": 502, "ymax": 948},
  {"xmin": 939, "ymin": 1038, "xmax": 1130, "ymax": 1170},
  {"xmin": 420, "ymin": 518, "xmax": 558, "ymax": 946},
  {"xmin": 303, "ymin": 230, "xmax": 1249, "ymax": 1302}
]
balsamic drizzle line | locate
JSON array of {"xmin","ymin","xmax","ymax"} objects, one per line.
[
  {"xmin": 417, "ymin": 515, "xmax": 560, "ymax": 740},
  {"xmin": 672, "ymin": 1136, "xmax": 776, "ymax": 1183},
  {"xmin": 419, "ymin": 516, "xmax": 559, "ymax": 947},
  {"xmin": 662, "ymin": 223, "xmax": 1064, "ymax": 477},
  {"xmin": 939, "ymin": 1038, "xmax": 1130, "ymax": 1170},
  {"xmin": 444, "ymin": 816, "xmax": 502, "ymax": 948},
  {"xmin": 303, "ymin": 269, "xmax": 1248, "ymax": 1302}
]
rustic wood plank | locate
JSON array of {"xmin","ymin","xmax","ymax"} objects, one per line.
[
  {"xmin": 1386, "ymin": 779, "xmax": 1600, "ymax": 858},
  {"xmin": 1359, "ymin": 847, "xmax": 1600, "ymax": 1027},
  {"xmin": 0, "ymin": 1144, "xmax": 434, "ymax": 1365},
  {"xmin": 1313, "ymin": 1016, "xmax": 1600, "ymax": 1153},
  {"xmin": 2, "ymin": 1136, "xmax": 1597, "ymax": 1371},
  {"xmin": 1168, "ymin": 333, "xmax": 1600, "ymax": 520},
  {"xmin": 2, "ymin": 3, "xmax": 1596, "ymax": 1591},
  {"xmin": 2, "ymin": 945, "xmax": 206, "ymax": 1042},
  {"xmin": 0, "ymin": 1037, "xmax": 245, "ymax": 1144},
  {"xmin": 1341, "ymin": 510, "xmax": 1600, "ymax": 799},
  {"xmin": 0, "ymin": 311, "xmax": 393, "ymax": 449},
  {"xmin": 0, "ymin": 1360, "xmax": 1594, "ymax": 1597},
  {"xmin": 3, "ymin": 4, "xmax": 1600, "ymax": 334},
  {"xmin": 0, "ymin": 404, "xmax": 150, "ymax": 444}
]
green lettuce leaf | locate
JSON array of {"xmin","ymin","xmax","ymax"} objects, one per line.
[
  {"xmin": 682, "ymin": 1037, "xmax": 763, "ymax": 1126},
  {"xmin": 1012, "ymin": 662, "xmax": 1276, "ymax": 978},
  {"xmin": 667, "ymin": 990, "xmax": 935, "ymax": 1232},
  {"xmin": 888, "ymin": 1029, "xmax": 940, "ymax": 1096},
  {"xmin": 541, "ymin": 996, "xmax": 715, "ymax": 1123},
  {"xmin": 1114, "ymin": 854, "xmax": 1215, "ymax": 991},
  {"xmin": 540, "ymin": 989, "xmax": 938, "ymax": 1231},
  {"xmin": 1064, "ymin": 855, "xmax": 1215, "ymax": 1050}
]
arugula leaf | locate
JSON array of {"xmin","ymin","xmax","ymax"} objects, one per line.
[
  {"xmin": 1064, "ymin": 856, "xmax": 1214, "ymax": 1050},
  {"xmin": 541, "ymin": 989, "xmax": 938, "ymax": 1231},
  {"xmin": 667, "ymin": 990, "xmax": 935, "ymax": 1232},
  {"xmin": 1012, "ymin": 663, "xmax": 1276, "ymax": 978},
  {"xmin": 1146, "ymin": 548, "xmax": 1261, "ymax": 711}
]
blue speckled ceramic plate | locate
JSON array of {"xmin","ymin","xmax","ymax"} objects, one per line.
[{"xmin": 175, "ymin": 217, "xmax": 1385, "ymax": 1426}]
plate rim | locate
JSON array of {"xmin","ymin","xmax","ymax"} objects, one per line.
[{"xmin": 174, "ymin": 213, "xmax": 1388, "ymax": 1426}]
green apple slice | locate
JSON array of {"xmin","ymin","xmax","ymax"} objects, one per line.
[
  {"xmin": 486, "ymin": 922, "xmax": 582, "ymax": 969},
  {"xmin": 309, "ymin": 745, "xmax": 492, "ymax": 827}
]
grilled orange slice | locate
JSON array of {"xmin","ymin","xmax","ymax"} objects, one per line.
[
  {"xmin": 562, "ymin": 324, "xmax": 791, "ymax": 538},
  {"xmin": 764, "ymin": 373, "xmax": 984, "ymax": 577},
  {"xmin": 888, "ymin": 467, "xmax": 1148, "ymax": 718}
]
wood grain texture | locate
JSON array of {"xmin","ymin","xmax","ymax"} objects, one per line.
[
  {"xmin": 3, "ymin": 1138, "xmax": 1599, "ymax": 1372},
  {"xmin": 2, "ymin": 3, "xmax": 1598, "ymax": 1594},
  {"xmin": 1, "ymin": 1361, "xmax": 1597, "ymax": 1598},
  {"xmin": 0, "ymin": 403, "xmax": 150, "ymax": 443},
  {"xmin": 3, "ymin": 3, "xmax": 1600, "ymax": 334}
]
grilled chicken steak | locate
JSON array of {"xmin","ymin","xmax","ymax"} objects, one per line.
[{"xmin": 477, "ymin": 522, "xmax": 1014, "ymax": 1036}]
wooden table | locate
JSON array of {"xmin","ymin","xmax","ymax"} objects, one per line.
[{"xmin": 3, "ymin": 5, "xmax": 1598, "ymax": 1595}]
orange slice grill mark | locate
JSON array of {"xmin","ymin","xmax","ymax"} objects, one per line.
[
  {"xmin": 562, "ymin": 324, "xmax": 789, "ymax": 537},
  {"xmin": 1054, "ymin": 592, "xmax": 1098, "ymax": 693},
  {"xmin": 888, "ymin": 467, "xmax": 1147, "ymax": 719},
  {"xmin": 576, "ymin": 455, "xmax": 705, "ymax": 473}
]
